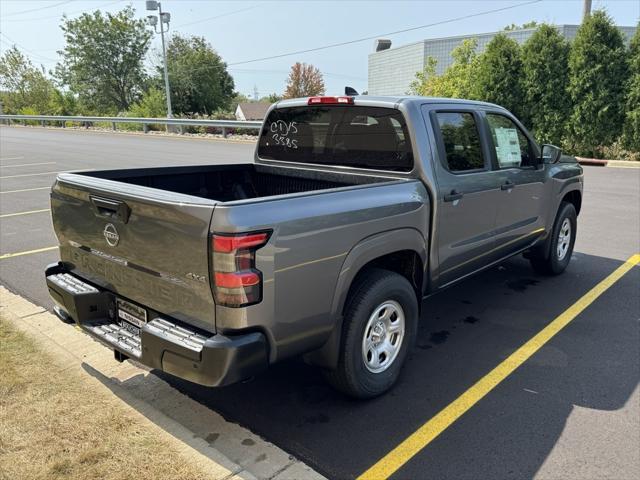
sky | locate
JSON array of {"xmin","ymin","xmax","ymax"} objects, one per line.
[{"xmin": 1, "ymin": 0, "xmax": 639, "ymax": 99}]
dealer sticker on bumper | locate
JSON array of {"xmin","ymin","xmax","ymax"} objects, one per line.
[{"xmin": 116, "ymin": 298, "xmax": 147, "ymax": 329}]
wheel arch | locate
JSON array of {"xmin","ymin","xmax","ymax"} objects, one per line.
[
  {"xmin": 303, "ymin": 228, "xmax": 427, "ymax": 369},
  {"xmin": 561, "ymin": 189, "xmax": 582, "ymax": 216}
]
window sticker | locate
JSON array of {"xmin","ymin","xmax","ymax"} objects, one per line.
[{"xmin": 494, "ymin": 127, "xmax": 521, "ymax": 166}]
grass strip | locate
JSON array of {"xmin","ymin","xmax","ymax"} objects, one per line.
[{"xmin": 0, "ymin": 315, "xmax": 221, "ymax": 480}]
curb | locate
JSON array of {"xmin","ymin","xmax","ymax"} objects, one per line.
[
  {"xmin": 0, "ymin": 286, "xmax": 325, "ymax": 480},
  {"xmin": 576, "ymin": 158, "xmax": 640, "ymax": 168},
  {"xmin": 576, "ymin": 157, "xmax": 608, "ymax": 167}
]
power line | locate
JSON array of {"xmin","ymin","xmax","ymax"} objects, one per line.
[
  {"xmin": 228, "ymin": 0, "xmax": 542, "ymax": 66},
  {"xmin": 0, "ymin": 32, "xmax": 58, "ymax": 64},
  {"xmin": 145, "ymin": 0, "xmax": 543, "ymax": 78},
  {"xmin": 173, "ymin": 5, "xmax": 259, "ymax": 29},
  {"xmin": 2, "ymin": 1, "xmax": 74, "ymax": 18},
  {"xmin": 1, "ymin": 0, "xmax": 125, "ymax": 23},
  {"xmin": 230, "ymin": 67, "xmax": 366, "ymax": 81}
]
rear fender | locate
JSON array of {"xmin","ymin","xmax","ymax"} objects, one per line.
[{"xmin": 304, "ymin": 228, "xmax": 427, "ymax": 369}]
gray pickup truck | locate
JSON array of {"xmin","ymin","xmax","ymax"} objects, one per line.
[{"xmin": 45, "ymin": 96, "xmax": 583, "ymax": 398}]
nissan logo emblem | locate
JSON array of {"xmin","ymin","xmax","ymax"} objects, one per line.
[{"xmin": 103, "ymin": 223, "xmax": 120, "ymax": 247}]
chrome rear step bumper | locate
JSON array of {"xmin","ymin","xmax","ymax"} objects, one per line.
[
  {"xmin": 45, "ymin": 262, "xmax": 268, "ymax": 387},
  {"xmin": 88, "ymin": 320, "xmax": 143, "ymax": 358}
]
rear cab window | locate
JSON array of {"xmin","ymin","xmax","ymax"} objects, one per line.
[
  {"xmin": 257, "ymin": 106, "xmax": 414, "ymax": 172},
  {"xmin": 432, "ymin": 112, "xmax": 486, "ymax": 173}
]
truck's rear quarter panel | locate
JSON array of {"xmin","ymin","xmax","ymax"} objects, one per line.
[{"xmin": 212, "ymin": 179, "xmax": 430, "ymax": 361}]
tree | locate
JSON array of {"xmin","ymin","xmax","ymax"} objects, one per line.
[
  {"xmin": 159, "ymin": 34, "xmax": 235, "ymax": 115},
  {"xmin": 409, "ymin": 56, "xmax": 439, "ymax": 96},
  {"xmin": 471, "ymin": 34, "xmax": 526, "ymax": 122},
  {"xmin": 55, "ymin": 6, "xmax": 151, "ymax": 114},
  {"xmin": 261, "ymin": 93, "xmax": 282, "ymax": 103},
  {"xmin": 567, "ymin": 10, "xmax": 628, "ymax": 156},
  {"xmin": 504, "ymin": 21, "xmax": 538, "ymax": 31},
  {"xmin": 410, "ymin": 39, "xmax": 479, "ymax": 98},
  {"xmin": 0, "ymin": 46, "xmax": 55, "ymax": 114},
  {"xmin": 48, "ymin": 89, "xmax": 78, "ymax": 115},
  {"xmin": 622, "ymin": 26, "xmax": 640, "ymax": 152},
  {"xmin": 283, "ymin": 62, "xmax": 325, "ymax": 99},
  {"xmin": 521, "ymin": 24, "xmax": 570, "ymax": 145},
  {"xmin": 125, "ymin": 87, "xmax": 166, "ymax": 118}
]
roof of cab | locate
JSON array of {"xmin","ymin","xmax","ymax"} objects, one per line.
[{"xmin": 275, "ymin": 95, "xmax": 506, "ymax": 110}]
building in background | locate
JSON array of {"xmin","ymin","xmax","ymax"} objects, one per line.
[
  {"xmin": 235, "ymin": 102, "xmax": 270, "ymax": 121},
  {"xmin": 368, "ymin": 24, "xmax": 637, "ymax": 96}
]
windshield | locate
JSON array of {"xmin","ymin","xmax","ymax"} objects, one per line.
[{"xmin": 257, "ymin": 106, "xmax": 413, "ymax": 172}]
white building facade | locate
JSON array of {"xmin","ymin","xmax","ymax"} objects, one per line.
[{"xmin": 368, "ymin": 25, "xmax": 637, "ymax": 96}]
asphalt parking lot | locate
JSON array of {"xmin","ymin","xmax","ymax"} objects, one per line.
[{"xmin": 1, "ymin": 126, "xmax": 639, "ymax": 480}]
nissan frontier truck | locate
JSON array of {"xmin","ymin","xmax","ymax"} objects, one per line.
[{"xmin": 45, "ymin": 96, "xmax": 583, "ymax": 398}]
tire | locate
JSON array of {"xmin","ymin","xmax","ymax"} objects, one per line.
[
  {"xmin": 530, "ymin": 202, "xmax": 577, "ymax": 275},
  {"xmin": 324, "ymin": 269, "xmax": 418, "ymax": 399}
]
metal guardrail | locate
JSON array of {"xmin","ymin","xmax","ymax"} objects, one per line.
[{"xmin": 0, "ymin": 114, "xmax": 263, "ymax": 135}]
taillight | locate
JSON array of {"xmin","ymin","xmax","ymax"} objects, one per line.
[
  {"xmin": 211, "ymin": 231, "xmax": 270, "ymax": 307},
  {"xmin": 308, "ymin": 96, "xmax": 354, "ymax": 105}
]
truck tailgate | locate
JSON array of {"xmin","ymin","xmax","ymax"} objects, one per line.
[{"xmin": 51, "ymin": 173, "xmax": 217, "ymax": 332}]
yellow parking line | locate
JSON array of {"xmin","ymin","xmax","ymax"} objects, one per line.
[
  {"xmin": 0, "ymin": 161, "xmax": 56, "ymax": 168},
  {"xmin": 0, "ymin": 187, "xmax": 51, "ymax": 194},
  {"xmin": 358, "ymin": 253, "xmax": 640, "ymax": 480},
  {"xmin": 0, "ymin": 208, "xmax": 50, "ymax": 218},
  {"xmin": 0, "ymin": 246, "xmax": 57, "ymax": 260}
]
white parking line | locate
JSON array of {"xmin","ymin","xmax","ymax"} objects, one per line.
[
  {"xmin": 0, "ymin": 209, "xmax": 51, "ymax": 218},
  {"xmin": 0, "ymin": 156, "xmax": 25, "ymax": 161},
  {"xmin": 0, "ymin": 162, "xmax": 56, "ymax": 168},
  {"xmin": 0, "ymin": 246, "xmax": 58, "ymax": 260}
]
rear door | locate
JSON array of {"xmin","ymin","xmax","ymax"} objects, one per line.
[
  {"xmin": 483, "ymin": 111, "xmax": 547, "ymax": 255},
  {"xmin": 426, "ymin": 107, "xmax": 502, "ymax": 286},
  {"xmin": 51, "ymin": 173, "xmax": 218, "ymax": 332}
]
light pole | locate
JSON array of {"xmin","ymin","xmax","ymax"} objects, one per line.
[
  {"xmin": 582, "ymin": 0, "xmax": 592, "ymax": 22},
  {"xmin": 146, "ymin": 0, "xmax": 172, "ymax": 119}
]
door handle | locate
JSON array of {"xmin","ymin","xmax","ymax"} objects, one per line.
[
  {"xmin": 90, "ymin": 196, "xmax": 131, "ymax": 223},
  {"xmin": 444, "ymin": 190, "xmax": 464, "ymax": 202},
  {"xmin": 501, "ymin": 181, "xmax": 515, "ymax": 191}
]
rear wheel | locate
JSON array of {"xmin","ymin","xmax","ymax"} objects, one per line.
[
  {"xmin": 324, "ymin": 269, "xmax": 418, "ymax": 399},
  {"xmin": 530, "ymin": 202, "xmax": 577, "ymax": 275}
]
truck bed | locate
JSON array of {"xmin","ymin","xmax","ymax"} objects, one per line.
[
  {"xmin": 50, "ymin": 162, "xmax": 407, "ymax": 334},
  {"xmin": 80, "ymin": 163, "xmax": 388, "ymax": 203}
]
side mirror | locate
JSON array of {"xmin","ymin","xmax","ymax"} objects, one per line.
[{"xmin": 541, "ymin": 144, "xmax": 562, "ymax": 164}]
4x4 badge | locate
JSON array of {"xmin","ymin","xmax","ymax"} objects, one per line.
[{"xmin": 103, "ymin": 223, "xmax": 119, "ymax": 247}]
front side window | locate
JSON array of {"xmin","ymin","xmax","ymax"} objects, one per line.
[
  {"xmin": 257, "ymin": 106, "xmax": 413, "ymax": 172},
  {"xmin": 435, "ymin": 112, "xmax": 485, "ymax": 172},
  {"xmin": 486, "ymin": 114, "xmax": 534, "ymax": 168}
]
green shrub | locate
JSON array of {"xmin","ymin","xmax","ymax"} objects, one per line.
[
  {"xmin": 120, "ymin": 87, "xmax": 166, "ymax": 131},
  {"xmin": 17, "ymin": 106, "xmax": 41, "ymax": 126}
]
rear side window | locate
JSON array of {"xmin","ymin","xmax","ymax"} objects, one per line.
[
  {"xmin": 257, "ymin": 106, "xmax": 413, "ymax": 172},
  {"xmin": 434, "ymin": 112, "xmax": 485, "ymax": 172}
]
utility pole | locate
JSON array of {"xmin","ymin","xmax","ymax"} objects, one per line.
[
  {"xmin": 582, "ymin": 0, "xmax": 592, "ymax": 22},
  {"xmin": 146, "ymin": 1, "xmax": 173, "ymax": 119}
]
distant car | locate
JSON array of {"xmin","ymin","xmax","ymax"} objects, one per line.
[{"xmin": 46, "ymin": 96, "xmax": 583, "ymax": 398}]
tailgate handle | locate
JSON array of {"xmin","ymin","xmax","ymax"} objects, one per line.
[{"xmin": 90, "ymin": 196, "xmax": 131, "ymax": 223}]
